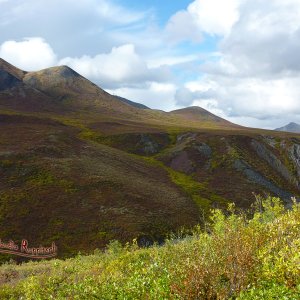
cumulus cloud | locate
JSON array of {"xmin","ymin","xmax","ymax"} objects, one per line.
[
  {"xmin": 59, "ymin": 44, "xmax": 171, "ymax": 89},
  {"xmin": 183, "ymin": 76, "xmax": 300, "ymax": 117},
  {"xmin": 165, "ymin": 10, "xmax": 203, "ymax": 44},
  {"xmin": 147, "ymin": 54, "xmax": 198, "ymax": 68},
  {"xmin": 166, "ymin": 0, "xmax": 240, "ymax": 43},
  {"xmin": 176, "ymin": 0, "xmax": 300, "ymax": 128},
  {"xmin": 0, "ymin": 37, "xmax": 57, "ymax": 71},
  {"xmin": 0, "ymin": 35, "xmax": 172, "ymax": 90},
  {"xmin": 0, "ymin": 0, "xmax": 149, "ymax": 57},
  {"xmin": 180, "ymin": 73, "xmax": 300, "ymax": 127},
  {"xmin": 209, "ymin": 0, "xmax": 300, "ymax": 77},
  {"xmin": 175, "ymin": 88, "xmax": 196, "ymax": 106},
  {"xmin": 107, "ymin": 83, "xmax": 178, "ymax": 111}
]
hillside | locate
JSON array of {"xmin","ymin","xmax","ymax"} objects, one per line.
[
  {"xmin": 0, "ymin": 198, "xmax": 299, "ymax": 299},
  {"xmin": 0, "ymin": 113, "xmax": 199, "ymax": 259},
  {"xmin": 0, "ymin": 58, "xmax": 300, "ymax": 260}
]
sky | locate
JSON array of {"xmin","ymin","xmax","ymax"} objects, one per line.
[{"xmin": 1, "ymin": 0, "xmax": 300, "ymax": 129}]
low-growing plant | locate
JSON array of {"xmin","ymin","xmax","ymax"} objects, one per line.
[{"xmin": 0, "ymin": 197, "xmax": 299, "ymax": 299}]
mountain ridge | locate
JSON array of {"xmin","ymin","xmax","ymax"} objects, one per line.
[{"xmin": 0, "ymin": 58, "xmax": 243, "ymax": 131}]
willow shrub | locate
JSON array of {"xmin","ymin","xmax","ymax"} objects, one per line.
[{"xmin": 0, "ymin": 197, "xmax": 299, "ymax": 299}]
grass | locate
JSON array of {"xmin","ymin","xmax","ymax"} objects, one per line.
[
  {"xmin": 0, "ymin": 197, "xmax": 299, "ymax": 299},
  {"xmin": 141, "ymin": 156, "xmax": 214, "ymax": 215}
]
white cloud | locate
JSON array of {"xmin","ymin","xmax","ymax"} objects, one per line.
[
  {"xmin": 165, "ymin": 0, "xmax": 240, "ymax": 43},
  {"xmin": 175, "ymin": 0, "xmax": 300, "ymax": 128},
  {"xmin": 59, "ymin": 44, "xmax": 171, "ymax": 88},
  {"xmin": 3, "ymin": 0, "xmax": 145, "ymax": 26},
  {"xmin": 178, "ymin": 74, "xmax": 300, "ymax": 128},
  {"xmin": 202, "ymin": 77, "xmax": 298, "ymax": 116},
  {"xmin": 0, "ymin": 0, "xmax": 150, "ymax": 57},
  {"xmin": 188, "ymin": 0, "xmax": 240, "ymax": 36},
  {"xmin": 165, "ymin": 10, "xmax": 203, "ymax": 44},
  {"xmin": 175, "ymin": 88, "xmax": 196, "ymax": 107},
  {"xmin": 0, "ymin": 37, "xmax": 57, "ymax": 71},
  {"xmin": 0, "ymin": 37, "xmax": 171, "ymax": 90},
  {"xmin": 107, "ymin": 83, "xmax": 178, "ymax": 111},
  {"xmin": 147, "ymin": 54, "xmax": 198, "ymax": 68},
  {"xmin": 215, "ymin": 0, "xmax": 300, "ymax": 77}
]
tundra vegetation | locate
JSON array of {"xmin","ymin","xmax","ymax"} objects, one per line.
[
  {"xmin": 1, "ymin": 59, "xmax": 300, "ymax": 260},
  {"xmin": 0, "ymin": 197, "xmax": 299, "ymax": 299}
]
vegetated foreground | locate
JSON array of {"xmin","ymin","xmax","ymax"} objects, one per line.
[{"xmin": 0, "ymin": 197, "xmax": 299, "ymax": 299}]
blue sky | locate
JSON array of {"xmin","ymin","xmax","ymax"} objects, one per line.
[
  {"xmin": 1, "ymin": 0, "xmax": 300, "ymax": 129},
  {"xmin": 117, "ymin": 0, "xmax": 192, "ymax": 24}
]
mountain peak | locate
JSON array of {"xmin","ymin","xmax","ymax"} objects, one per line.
[
  {"xmin": 275, "ymin": 122, "xmax": 300, "ymax": 133},
  {"xmin": 170, "ymin": 106, "xmax": 228, "ymax": 124},
  {"xmin": 23, "ymin": 64, "xmax": 97, "ymax": 99},
  {"xmin": 176, "ymin": 106, "xmax": 207, "ymax": 112},
  {"xmin": 171, "ymin": 106, "xmax": 217, "ymax": 114},
  {"xmin": 287, "ymin": 122, "xmax": 298, "ymax": 126},
  {"xmin": 39, "ymin": 65, "xmax": 81, "ymax": 79},
  {"xmin": 2, "ymin": 60, "xmax": 147, "ymax": 113}
]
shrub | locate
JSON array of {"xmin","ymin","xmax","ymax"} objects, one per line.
[{"xmin": 0, "ymin": 197, "xmax": 299, "ymax": 299}]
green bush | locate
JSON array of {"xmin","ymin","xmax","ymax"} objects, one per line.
[{"xmin": 0, "ymin": 197, "xmax": 299, "ymax": 299}]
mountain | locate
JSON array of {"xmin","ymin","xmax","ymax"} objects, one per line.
[
  {"xmin": 0, "ymin": 59, "xmax": 62, "ymax": 112},
  {"xmin": 275, "ymin": 122, "xmax": 300, "ymax": 133},
  {"xmin": 171, "ymin": 106, "xmax": 226, "ymax": 122},
  {"xmin": 22, "ymin": 65, "xmax": 140, "ymax": 115},
  {"xmin": 0, "ymin": 58, "xmax": 300, "ymax": 261},
  {"xmin": 169, "ymin": 106, "xmax": 238, "ymax": 127},
  {"xmin": 23, "ymin": 65, "xmax": 99, "ymax": 97}
]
